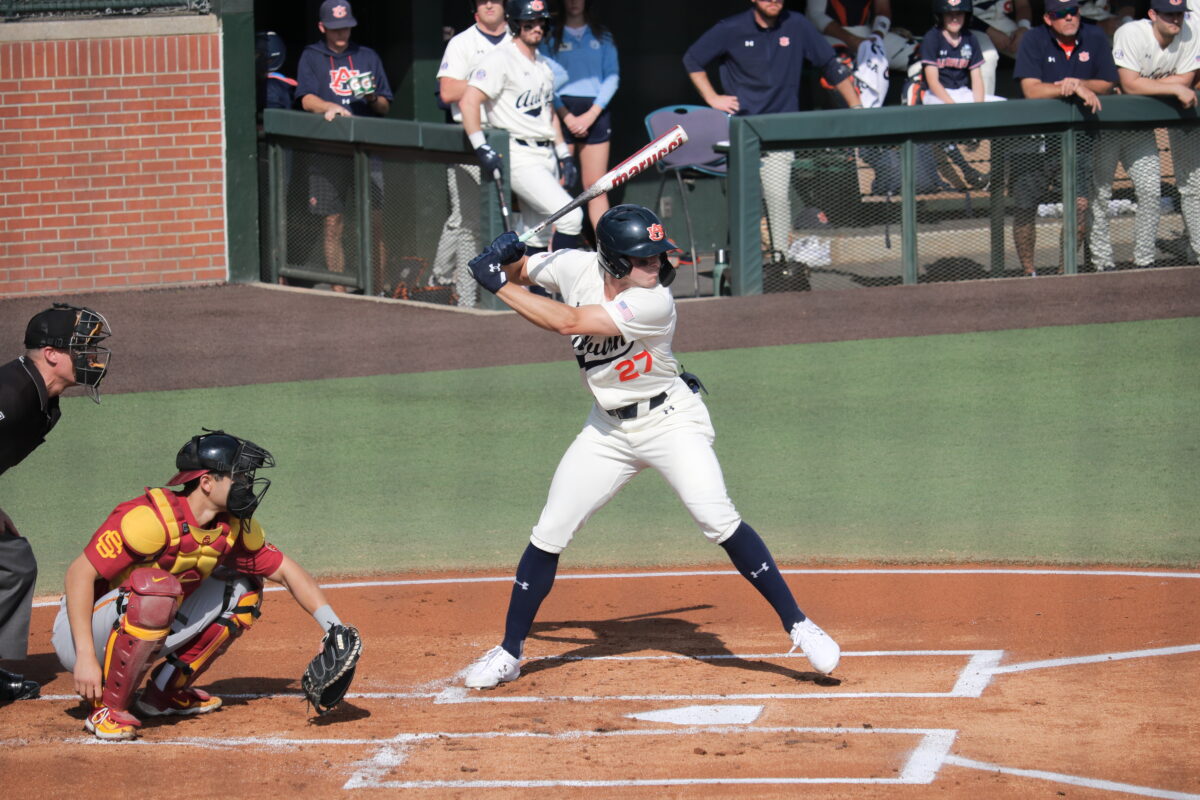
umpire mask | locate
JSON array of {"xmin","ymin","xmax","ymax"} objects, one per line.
[{"xmin": 24, "ymin": 303, "xmax": 112, "ymax": 404}]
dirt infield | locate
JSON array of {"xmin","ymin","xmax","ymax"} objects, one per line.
[{"xmin": 9, "ymin": 567, "xmax": 1199, "ymax": 798}]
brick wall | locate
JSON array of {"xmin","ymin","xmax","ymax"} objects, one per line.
[{"xmin": 0, "ymin": 17, "xmax": 227, "ymax": 297}]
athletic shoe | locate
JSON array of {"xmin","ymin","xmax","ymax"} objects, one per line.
[
  {"xmin": 789, "ymin": 618, "xmax": 841, "ymax": 675},
  {"xmin": 135, "ymin": 685, "xmax": 222, "ymax": 717},
  {"xmin": 0, "ymin": 668, "xmax": 39, "ymax": 703},
  {"xmin": 464, "ymin": 645, "xmax": 521, "ymax": 689},
  {"xmin": 85, "ymin": 705, "xmax": 141, "ymax": 741}
]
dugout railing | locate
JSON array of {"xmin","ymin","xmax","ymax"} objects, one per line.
[
  {"xmin": 729, "ymin": 95, "xmax": 1200, "ymax": 295},
  {"xmin": 260, "ymin": 109, "xmax": 510, "ymax": 308}
]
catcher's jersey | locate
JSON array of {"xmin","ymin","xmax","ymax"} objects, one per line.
[
  {"xmin": 468, "ymin": 38, "xmax": 557, "ymax": 141},
  {"xmin": 437, "ymin": 24, "xmax": 505, "ymax": 124},
  {"xmin": 528, "ymin": 249, "xmax": 680, "ymax": 411},
  {"xmin": 83, "ymin": 488, "xmax": 284, "ymax": 601},
  {"xmin": 1113, "ymin": 18, "xmax": 1200, "ymax": 79}
]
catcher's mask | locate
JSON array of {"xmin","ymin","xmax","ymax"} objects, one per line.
[
  {"xmin": 596, "ymin": 204, "xmax": 676, "ymax": 287},
  {"xmin": 255, "ymin": 30, "xmax": 286, "ymax": 73},
  {"xmin": 167, "ymin": 429, "xmax": 275, "ymax": 519},
  {"xmin": 24, "ymin": 303, "xmax": 112, "ymax": 404}
]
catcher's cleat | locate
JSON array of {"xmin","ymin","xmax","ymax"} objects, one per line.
[
  {"xmin": 464, "ymin": 645, "xmax": 521, "ymax": 689},
  {"xmin": 136, "ymin": 685, "xmax": 222, "ymax": 717},
  {"xmin": 85, "ymin": 704, "xmax": 141, "ymax": 741},
  {"xmin": 788, "ymin": 618, "xmax": 841, "ymax": 675}
]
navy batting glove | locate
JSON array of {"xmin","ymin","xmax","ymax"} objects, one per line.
[
  {"xmin": 558, "ymin": 155, "xmax": 579, "ymax": 189},
  {"xmin": 491, "ymin": 231, "xmax": 526, "ymax": 265},
  {"xmin": 475, "ymin": 144, "xmax": 502, "ymax": 175},
  {"xmin": 468, "ymin": 246, "xmax": 508, "ymax": 294}
]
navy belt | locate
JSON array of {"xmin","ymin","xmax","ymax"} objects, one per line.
[
  {"xmin": 608, "ymin": 392, "xmax": 667, "ymax": 420},
  {"xmin": 514, "ymin": 138, "xmax": 552, "ymax": 148}
]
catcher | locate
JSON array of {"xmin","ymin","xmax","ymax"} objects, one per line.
[{"xmin": 51, "ymin": 430, "xmax": 361, "ymax": 740}]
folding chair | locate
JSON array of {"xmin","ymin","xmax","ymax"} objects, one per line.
[{"xmin": 644, "ymin": 105, "xmax": 730, "ymax": 296}]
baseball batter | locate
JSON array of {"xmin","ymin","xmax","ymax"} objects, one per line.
[
  {"xmin": 461, "ymin": 205, "xmax": 841, "ymax": 689},
  {"xmin": 52, "ymin": 431, "xmax": 350, "ymax": 740},
  {"xmin": 460, "ymin": 0, "xmax": 584, "ymax": 252}
]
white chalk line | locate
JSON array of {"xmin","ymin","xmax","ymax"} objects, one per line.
[
  {"xmin": 986, "ymin": 644, "xmax": 1200, "ymax": 674},
  {"xmin": 945, "ymin": 755, "xmax": 1200, "ymax": 800},
  {"xmin": 28, "ymin": 566, "xmax": 1200, "ymax": 608}
]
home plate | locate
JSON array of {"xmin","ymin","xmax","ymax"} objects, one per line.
[{"xmin": 626, "ymin": 704, "xmax": 764, "ymax": 725}]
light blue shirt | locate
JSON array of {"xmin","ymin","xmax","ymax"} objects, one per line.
[{"xmin": 540, "ymin": 25, "xmax": 619, "ymax": 109}]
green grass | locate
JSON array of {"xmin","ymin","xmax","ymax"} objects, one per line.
[{"xmin": 3, "ymin": 317, "xmax": 1197, "ymax": 594}]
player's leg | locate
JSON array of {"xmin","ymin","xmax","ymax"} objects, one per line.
[
  {"xmin": 137, "ymin": 574, "xmax": 263, "ymax": 717},
  {"xmin": 578, "ymin": 140, "xmax": 611, "ymax": 233},
  {"xmin": 1167, "ymin": 126, "xmax": 1200, "ymax": 261},
  {"xmin": 976, "ymin": 34, "xmax": 1000, "ymax": 97},
  {"xmin": 760, "ymin": 149, "xmax": 793, "ymax": 258},
  {"xmin": 640, "ymin": 395, "xmax": 840, "ymax": 674},
  {"xmin": 77, "ymin": 568, "xmax": 182, "ymax": 739},
  {"xmin": 324, "ymin": 213, "xmax": 346, "ymax": 283},
  {"xmin": 465, "ymin": 422, "xmax": 639, "ymax": 688},
  {"xmin": 508, "ymin": 142, "xmax": 584, "ymax": 250},
  {"xmin": 1125, "ymin": 131, "xmax": 1161, "ymax": 268},
  {"xmin": 1088, "ymin": 132, "xmax": 1120, "ymax": 270},
  {"xmin": 0, "ymin": 520, "xmax": 39, "ymax": 703}
]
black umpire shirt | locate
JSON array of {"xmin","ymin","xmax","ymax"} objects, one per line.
[{"xmin": 0, "ymin": 357, "xmax": 61, "ymax": 477}]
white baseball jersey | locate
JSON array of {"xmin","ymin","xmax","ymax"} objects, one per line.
[
  {"xmin": 437, "ymin": 24, "xmax": 504, "ymax": 124},
  {"xmin": 468, "ymin": 38, "xmax": 557, "ymax": 141},
  {"xmin": 1113, "ymin": 17, "xmax": 1200, "ymax": 79},
  {"xmin": 528, "ymin": 249, "xmax": 680, "ymax": 411}
]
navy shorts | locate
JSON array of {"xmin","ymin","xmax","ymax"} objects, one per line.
[
  {"xmin": 560, "ymin": 95, "xmax": 612, "ymax": 145},
  {"xmin": 307, "ymin": 153, "xmax": 384, "ymax": 217}
]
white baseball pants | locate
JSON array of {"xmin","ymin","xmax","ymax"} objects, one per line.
[
  {"xmin": 508, "ymin": 141, "xmax": 583, "ymax": 248},
  {"xmin": 530, "ymin": 382, "xmax": 742, "ymax": 554},
  {"xmin": 1089, "ymin": 130, "xmax": 1161, "ymax": 269}
]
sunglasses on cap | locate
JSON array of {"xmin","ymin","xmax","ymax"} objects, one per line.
[{"xmin": 1048, "ymin": 6, "xmax": 1080, "ymax": 18}]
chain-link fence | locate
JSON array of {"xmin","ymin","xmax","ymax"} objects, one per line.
[
  {"xmin": 733, "ymin": 98, "xmax": 1200, "ymax": 295},
  {"xmin": 261, "ymin": 112, "xmax": 505, "ymax": 309}
]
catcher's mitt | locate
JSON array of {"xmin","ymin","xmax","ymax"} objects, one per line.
[{"xmin": 301, "ymin": 624, "xmax": 362, "ymax": 716}]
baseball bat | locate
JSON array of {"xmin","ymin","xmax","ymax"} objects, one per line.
[
  {"xmin": 492, "ymin": 168, "xmax": 512, "ymax": 231},
  {"xmin": 517, "ymin": 124, "xmax": 689, "ymax": 244}
]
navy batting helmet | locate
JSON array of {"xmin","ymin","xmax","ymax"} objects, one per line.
[
  {"xmin": 505, "ymin": 0, "xmax": 551, "ymax": 34},
  {"xmin": 255, "ymin": 31, "xmax": 286, "ymax": 73},
  {"xmin": 167, "ymin": 429, "xmax": 275, "ymax": 519},
  {"xmin": 596, "ymin": 204, "xmax": 676, "ymax": 287}
]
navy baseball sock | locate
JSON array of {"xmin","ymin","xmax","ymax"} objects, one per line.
[
  {"xmin": 720, "ymin": 521, "xmax": 805, "ymax": 632},
  {"xmin": 502, "ymin": 543, "xmax": 560, "ymax": 659}
]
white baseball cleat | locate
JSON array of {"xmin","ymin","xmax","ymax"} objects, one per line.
[
  {"xmin": 464, "ymin": 645, "xmax": 521, "ymax": 689},
  {"xmin": 789, "ymin": 618, "xmax": 841, "ymax": 674}
]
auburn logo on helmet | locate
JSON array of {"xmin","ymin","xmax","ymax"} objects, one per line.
[
  {"xmin": 646, "ymin": 223, "xmax": 664, "ymax": 241},
  {"xmin": 530, "ymin": 0, "xmax": 545, "ymax": 10}
]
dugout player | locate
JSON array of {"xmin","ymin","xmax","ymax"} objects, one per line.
[
  {"xmin": 1012, "ymin": 0, "xmax": 1116, "ymax": 276},
  {"xmin": 431, "ymin": 0, "xmax": 511, "ymax": 306},
  {"xmin": 460, "ymin": 0, "xmax": 586, "ymax": 255},
  {"xmin": 296, "ymin": 0, "xmax": 393, "ymax": 293},
  {"xmin": 684, "ymin": 1, "xmax": 861, "ymax": 275},
  {"xmin": 460, "ymin": 205, "xmax": 841, "ymax": 689},
  {"xmin": 1102, "ymin": 0, "xmax": 1200, "ymax": 269},
  {"xmin": 52, "ymin": 430, "xmax": 351, "ymax": 740},
  {"xmin": 0, "ymin": 304, "xmax": 111, "ymax": 705}
]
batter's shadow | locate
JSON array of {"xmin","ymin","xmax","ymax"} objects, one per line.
[{"xmin": 524, "ymin": 605, "xmax": 839, "ymax": 686}]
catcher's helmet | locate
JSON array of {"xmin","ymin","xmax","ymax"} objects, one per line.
[
  {"xmin": 933, "ymin": 0, "xmax": 973, "ymax": 15},
  {"xmin": 168, "ymin": 429, "xmax": 275, "ymax": 519},
  {"xmin": 255, "ymin": 31, "xmax": 286, "ymax": 73},
  {"xmin": 505, "ymin": 0, "xmax": 551, "ymax": 34},
  {"xmin": 24, "ymin": 303, "xmax": 112, "ymax": 404},
  {"xmin": 596, "ymin": 204, "xmax": 676, "ymax": 287}
]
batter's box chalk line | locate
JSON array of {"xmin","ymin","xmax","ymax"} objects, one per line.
[{"xmin": 341, "ymin": 725, "xmax": 959, "ymax": 790}]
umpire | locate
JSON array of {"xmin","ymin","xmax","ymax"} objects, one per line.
[{"xmin": 0, "ymin": 303, "xmax": 111, "ymax": 704}]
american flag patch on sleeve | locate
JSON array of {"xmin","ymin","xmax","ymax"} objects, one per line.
[{"xmin": 616, "ymin": 300, "xmax": 634, "ymax": 321}]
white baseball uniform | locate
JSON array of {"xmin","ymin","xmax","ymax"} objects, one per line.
[
  {"xmin": 523, "ymin": 249, "xmax": 741, "ymax": 554},
  {"xmin": 1102, "ymin": 18, "xmax": 1200, "ymax": 264},
  {"xmin": 432, "ymin": 24, "xmax": 507, "ymax": 304},
  {"xmin": 469, "ymin": 38, "xmax": 583, "ymax": 247}
]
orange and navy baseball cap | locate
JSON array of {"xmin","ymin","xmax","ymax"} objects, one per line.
[
  {"xmin": 1150, "ymin": 0, "xmax": 1186, "ymax": 11},
  {"xmin": 319, "ymin": 0, "xmax": 357, "ymax": 29}
]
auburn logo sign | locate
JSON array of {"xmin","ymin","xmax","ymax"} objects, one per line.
[{"xmin": 646, "ymin": 223, "xmax": 664, "ymax": 241}]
